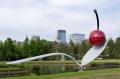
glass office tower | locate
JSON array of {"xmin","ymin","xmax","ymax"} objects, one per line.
[{"xmin": 57, "ymin": 30, "xmax": 66, "ymax": 43}]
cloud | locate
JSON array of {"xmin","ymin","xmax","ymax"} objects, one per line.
[
  {"xmin": 0, "ymin": 0, "xmax": 119, "ymax": 41},
  {"xmin": 48, "ymin": 0, "xmax": 106, "ymax": 6}
]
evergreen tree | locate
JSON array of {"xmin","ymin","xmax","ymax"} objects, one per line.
[
  {"xmin": 0, "ymin": 41, "xmax": 4, "ymax": 60},
  {"xmin": 115, "ymin": 37, "xmax": 120, "ymax": 58},
  {"xmin": 67, "ymin": 40, "xmax": 75, "ymax": 58},
  {"xmin": 102, "ymin": 38, "xmax": 115, "ymax": 59},
  {"xmin": 22, "ymin": 36, "xmax": 30, "ymax": 58},
  {"xmin": 3, "ymin": 38, "xmax": 17, "ymax": 61}
]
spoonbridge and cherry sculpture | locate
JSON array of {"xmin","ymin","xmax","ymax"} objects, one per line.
[{"xmin": 7, "ymin": 9, "xmax": 108, "ymax": 71}]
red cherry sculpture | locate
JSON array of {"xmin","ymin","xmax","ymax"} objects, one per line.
[
  {"xmin": 89, "ymin": 9, "xmax": 106, "ymax": 46},
  {"xmin": 89, "ymin": 30, "xmax": 106, "ymax": 46}
]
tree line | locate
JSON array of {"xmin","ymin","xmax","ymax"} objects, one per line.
[{"xmin": 0, "ymin": 36, "xmax": 120, "ymax": 61}]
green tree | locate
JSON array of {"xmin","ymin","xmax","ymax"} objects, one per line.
[
  {"xmin": 114, "ymin": 37, "xmax": 120, "ymax": 58},
  {"xmin": 0, "ymin": 41, "xmax": 4, "ymax": 60},
  {"xmin": 67, "ymin": 40, "xmax": 75, "ymax": 58},
  {"xmin": 22, "ymin": 36, "xmax": 30, "ymax": 58},
  {"xmin": 102, "ymin": 38, "xmax": 115, "ymax": 59},
  {"xmin": 3, "ymin": 38, "xmax": 17, "ymax": 61}
]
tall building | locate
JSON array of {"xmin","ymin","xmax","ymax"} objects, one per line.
[
  {"xmin": 57, "ymin": 30, "xmax": 66, "ymax": 43},
  {"xmin": 70, "ymin": 33, "xmax": 85, "ymax": 44},
  {"xmin": 31, "ymin": 35, "xmax": 40, "ymax": 41}
]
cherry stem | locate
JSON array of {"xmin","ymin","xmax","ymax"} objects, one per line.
[{"xmin": 94, "ymin": 9, "xmax": 99, "ymax": 30}]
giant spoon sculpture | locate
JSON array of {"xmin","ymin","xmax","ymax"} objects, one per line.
[
  {"xmin": 7, "ymin": 9, "xmax": 107, "ymax": 71},
  {"xmin": 81, "ymin": 9, "xmax": 107, "ymax": 68}
]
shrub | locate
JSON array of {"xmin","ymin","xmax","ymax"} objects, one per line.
[{"xmin": 32, "ymin": 65, "xmax": 41, "ymax": 75}]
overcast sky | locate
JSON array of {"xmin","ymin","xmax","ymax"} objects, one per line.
[{"xmin": 0, "ymin": 0, "xmax": 120, "ymax": 41}]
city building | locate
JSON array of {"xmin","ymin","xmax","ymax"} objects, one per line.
[
  {"xmin": 31, "ymin": 35, "xmax": 40, "ymax": 41},
  {"xmin": 57, "ymin": 30, "xmax": 66, "ymax": 43},
  {"xmin": 70, "ymin": 33, "xmax": 85, "ymax": 44}
]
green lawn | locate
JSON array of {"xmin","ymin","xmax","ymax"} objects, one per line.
[{"xmin": 2, "ymin": 68, "xmax": 120, "ymax": 79}]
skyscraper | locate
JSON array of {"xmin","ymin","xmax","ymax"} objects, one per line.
[
  {"xmin": 70, "ymin": 33, "xmax": 85, "ymax": 44},
  {"xmin": 31, "ymin": 35, "xmax": 40, "ymax": 41},
  {"xmin": 57, "ymin": 30, "xmax": 66, "ymax": 43}
]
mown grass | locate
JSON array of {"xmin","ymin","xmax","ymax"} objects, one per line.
[{"xmin": 2, "ymin": 68, "xmax": 120, "ymax": 79}]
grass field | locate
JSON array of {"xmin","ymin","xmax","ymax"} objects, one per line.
[{"xmin": 2, "ymin": 68, "xmax": 120, "ymax": 79}]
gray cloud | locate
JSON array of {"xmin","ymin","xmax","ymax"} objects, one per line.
[{"xmin": 0, "ymin": 0, "xmax": 119, "ymax": 41}]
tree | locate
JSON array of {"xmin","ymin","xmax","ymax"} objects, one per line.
[
  {"xmin": 114, "ymin": 37, "xmax": 120, "ymax": 58},
  {"xmin": 0, "ymin": 41, "xmax": 4, "ymax": 60},
  {"xmin": 3, "ymin": 38, "xmax": 17, "ymax": 61},
  {"xmin": 22, "ymin": 36, "xmax": 30, "ymax": 58},
  {"xmin": 102, "ymin": 38, "xmax": 115, "ymax": 59},
  {"xmin": 67, "ymin": 40, "xmax": 75, "ymax": 58}
]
